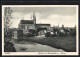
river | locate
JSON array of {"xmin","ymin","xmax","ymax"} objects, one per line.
[{"xmin": 13, "ymin": 40, "xmax": 65, "ymax": 52}]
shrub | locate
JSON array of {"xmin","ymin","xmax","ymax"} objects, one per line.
[
  {"xmin": 45, "ymin": 32, "xmax": 51, "ymax": 37},
  {"xmin": 4, "ymin": 42, "xmax": 16, "ymax": 52},
  {"xmin": 26, "ymin": 33, "xmax": 34, "ymax": 37}
]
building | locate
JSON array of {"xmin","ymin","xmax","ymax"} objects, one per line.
[
  {"xmin": 18, "ymin": 12, "xmax": 51, "ymax": 35},
  {"xmin": 36, "ymin": 24, "xmax": 51, "ymax": 35},
  {"xmin": 18, "ymin": 20, "xmax": 35, "ymax": 34}
]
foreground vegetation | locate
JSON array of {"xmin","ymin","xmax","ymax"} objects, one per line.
[{"xmin": 18, "ymin": 36, "xmax": 76, "ymax": 52}]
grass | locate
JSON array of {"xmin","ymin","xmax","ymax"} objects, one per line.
[{"xmin": 18, "ymin": 36, "xmax": 76, "ymax": 52}]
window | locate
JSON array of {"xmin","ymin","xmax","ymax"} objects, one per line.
[{"xmin": 22, "ymin": 25, "xmax": 25, "ymax": 29}]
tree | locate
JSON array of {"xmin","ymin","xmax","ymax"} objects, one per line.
[
  {"xmin": 4, "ymin": 7, "xmax": 13, "ymax": 42},
  {"xmin": 45, "ymin": 32, "xmax": 51, "ymax": 37},
  {"xmin": 4, "ymin": 7, "xmax": 16, "ymax": 52}
]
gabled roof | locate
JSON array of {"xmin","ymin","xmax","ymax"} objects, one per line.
[
  {"xmin": 36, "ymin": 24, "xmax": 50, "ymax": 26},
  {"xmin": 20, "ymin": 20, "xmax": 34, "ymax": 24}
]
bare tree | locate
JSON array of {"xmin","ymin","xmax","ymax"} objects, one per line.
[{"xmin": 4, "ymin": 7, "xmax": 13, "ymax": 42}]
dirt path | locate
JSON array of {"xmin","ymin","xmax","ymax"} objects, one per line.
[{"xmin": 13, "ymin": 41, "xmax": 65, "ymax": 52}]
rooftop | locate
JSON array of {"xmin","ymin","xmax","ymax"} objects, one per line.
[
  {"xmin": 36, "ymin": 24, "xmax": 50, "ymax": 26},
  {"xmin": 20, "ymin": 20, "xmax": 34, "ymax": 24}
]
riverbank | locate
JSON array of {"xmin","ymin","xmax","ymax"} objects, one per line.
[{"xmin": 18, "ymin": 36, "xmax": 76, "ymax": 52}]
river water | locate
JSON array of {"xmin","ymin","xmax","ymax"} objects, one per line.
[{"xmin": 13, "ymin": 40, "xmax": 65, "ymax": 52}]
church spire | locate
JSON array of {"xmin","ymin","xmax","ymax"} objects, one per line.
[{"xmin": 33, "ymin": 12, "xmax": 36, "ymax": 24}]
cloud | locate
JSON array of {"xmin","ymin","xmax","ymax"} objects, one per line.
[
  {"xmin": 11, "ymin": 12, "xmax": 24, "ymax": 19},
  {"xmin": 62, "ymin": 15, "xmax": 76, "ymax": 27},
  {"xmin": 11, "ymin": 12, "xmax": 24, "ymax": 28},
  {"xmin": 47, "ymin": 14, "xmax": 61, "ymax": 19},
  {"xmin": 37, "ymin": 14, "xmax": 76, "ymax": 27},
  {"xmin": 11, "ymin": 12, "xmax": 40, "ymax": 28},
  {"xmin": 11, "ymin": 12, "xmax": 76, "ymax": 28},
  {"xmin": 23, "ymin": 13, "xmax": 32, "ymax": 20}
]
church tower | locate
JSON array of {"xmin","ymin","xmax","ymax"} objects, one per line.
[{"xmin": 33, "ymin": 12, "xmax": 36, "ymax": 24}]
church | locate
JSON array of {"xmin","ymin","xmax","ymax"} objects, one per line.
[{"xmin": 18, "ymin": 12, "xmax": 51, "ymax": 35}]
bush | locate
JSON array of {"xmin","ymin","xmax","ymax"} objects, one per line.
[
  {"xmin": 45, "ymin": 32, "xmax": 51, "ymax": 37},
  {"xmin": 51, "ymin": 34, "xmax": 56, "ymax": 37},
  {"xmin": 70, "ymin": 32, "xmax": 76, "ymax": 36},
  {"xmin": 4, "ymin": 30, "xmax": 13, "ymax": 42},
  {"xmin": 4, "ymin": 42, "xmax": 16, "ymax": 52},
  {"xmin": 26, "ymin": 33, "xmax": 34, "ymax": 37},
  {"xmin": 59, "ymin": 32, "xmax": 66, "ymax": 37}
]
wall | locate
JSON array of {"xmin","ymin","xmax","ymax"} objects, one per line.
[{"xmin": 19, "ymin": 24, "xmax": 35, "ymax": 35}]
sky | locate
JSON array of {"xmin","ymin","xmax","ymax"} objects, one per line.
[{"xmin": 10, "ymin": 7, "xmax": 76, "ymax": 28}]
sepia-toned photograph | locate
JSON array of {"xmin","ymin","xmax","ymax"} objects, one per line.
[{"xmin": 2, "ymin": 5, "xmax": 79, "ymax": 55}]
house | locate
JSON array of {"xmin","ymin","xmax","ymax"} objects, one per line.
[{"xmin": 18, "ymin": 20, "xmax": 35, "ymax": 35}]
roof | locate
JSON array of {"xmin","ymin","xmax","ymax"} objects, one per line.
[
  {"xmin": 36, "ymin": 24, "xmax": 50, "ymax": 26},
  {"xmin": 20, "ymin": 20, "xmax": 34, "ymax": 24},
  {"xmin": 12, "ymin": 28, "xmax": 19, "ymax": 31}
]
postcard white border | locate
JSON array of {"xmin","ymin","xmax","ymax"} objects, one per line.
[{"xmin": 2, "ymin": 5, "xmax": 79, "ymax": 56}]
